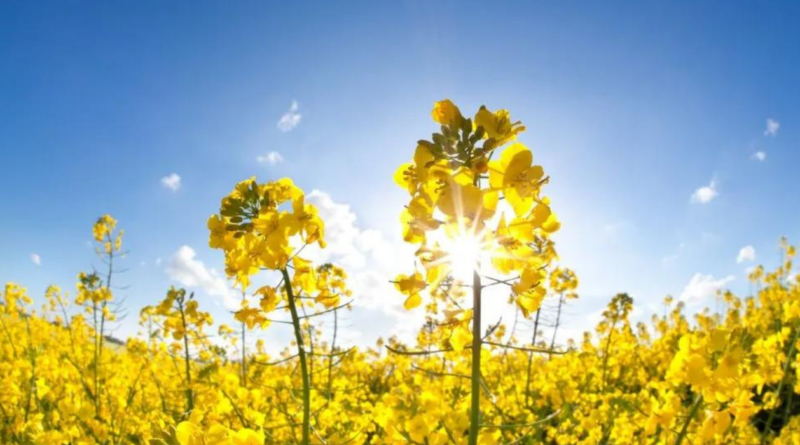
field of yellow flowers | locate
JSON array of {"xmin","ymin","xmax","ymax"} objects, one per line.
[{"xmin": 3, "ymin": 101, "xmax": 800, "ymax": 445}]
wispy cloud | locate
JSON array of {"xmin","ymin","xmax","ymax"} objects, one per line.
[
  {"xmin": 764, "ymin": 118, "xmax": 780, "ymax": 137},
  {"xmin": 690, "ymin": 177, "xmax": 718, "ymax": 204},
  {"xmin": 737, "ymin": 245, "xmax": 756, "ymax": 263},
  {"xmin": 161, "ymin": 173, "xmax": 181, "ymax": 191},
  {"xmin": 165, "ymin": 245, "xmax": 238, "ymax": 310},
  {"xmin": 680, "ymin": 273, "xmax": 735, "ymax": 302},
  {"xmin": 304, "ymin": 190, "xmax": 381, "ymax": 270},
  {"xmin": 30, "ymin": 253, "xmax": 41, "ymax": 266},
  {"xmin": 752, "ymin": 151, "xmax": 767, "ymax": 162},
  {"xmin": 303, "ymin": 190, "xmax": 422, "ymax": 337},
  {"xmin": 257, "ymin": 151, "xmax": 283, "ymax": 165},
  {"xmin": 277, "ymin": 100, "xmax": 302, "ymax": 132},
  {"xmin": 308, "ymin": 191, "xmax": 441, "ymax": 345}
]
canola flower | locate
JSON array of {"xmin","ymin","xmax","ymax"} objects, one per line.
[
  {"xmin": 207, "ymin": 177, "xmax": 352, "ymax": 445},
  {"xmin": 2, "ymin": 102, "xmax": 800, "ymax": 445},
  {"xmin": 393, "ymin": 99, "xmax": 561, "ymax": 445}
]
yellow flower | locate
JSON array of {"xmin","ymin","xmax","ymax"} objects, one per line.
[
  {"xmin": 175, "ymin": 421, "xmax": 201, "ymax": 445},
  {"xmin": 474, "ymin": 105, "xmax": 525, "ymax": 145},
  {"xmin": 235, "ymin": 306, "xmax": 268, "ymax": 330},
  {"xmin": 515, "ymin": 286, "xmax": 546, "ymax": 318},
  {"xmin": 400, "ymin": 195, "xmax": 441, "ymax": 243},
  {"xmin": 407, "ymin": 415, "xmax": 431, "ymax": 443},
  {"xmin": 92, "ymin": 214, "xmax": 117, "ymax": 242},
  {"xmin": 395, "ymin": 272, "xmax": 427, "ymax": 310},
  {"xmin": 315, "ymin": 290, "xmax": 340, "ymax": 309},
  {"xmin": 431, "ymin": 99, "xmax": 463, "ymax": 128},
  {"xmin": 255, "ymin": 285, "xmax": 280, "ymax": 313},
  {"xmin": 488, "ymin": 143, "xmax": 544, "ymax": 216},
  {"xmin": 394, "ymin": 144, "xmax": 436, "ymax": 195},
  {"xmin": 232, "ymin": 428, "xmax": 264, "ymax": 445},
  {"xmin": 205, "ymin": 424, "xmax": 234, "ymax": 445},
  {"xmin": 450, "ymin": 323, "xmax": 473, "ymax": 352},
  {"xmin": 292, "ymin": 256, "xmax": 318, "ymax": 294},
  {"xmin": 207, "ymin": 215, "xmax": 232, "ymax": 249},
  {"xmin": 437, "ymin": 168, "xmax": 498, "ymax": 221},
  {"xmin": 288, "ymin": 194, "xmax": 327, "ymax": 248},
  {"xmin": 512, "ymin": 264, "xmax": 546, "ymax": 296}
]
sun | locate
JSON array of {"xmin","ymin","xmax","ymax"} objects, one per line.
[
  {"xmin": 434, "ymin": 223, "xmax": 493, "ymax": 282},
  {"xmin": 447, "ymin": 234, "xmax": 483, "ymax": 280}
]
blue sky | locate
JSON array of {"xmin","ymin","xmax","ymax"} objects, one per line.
[{"xmin": 1, "ymin": 2, "xmax": 799, "ymax": 346}]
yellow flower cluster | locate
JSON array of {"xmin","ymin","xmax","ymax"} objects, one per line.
[
  {"xmin": 207, "ymin": 177, "xmax": 354, "ymax": 445},
  {"xmin": 93, "ymin": 215, "xmax": 123, "ymax": 254},
  {"xmin": 394, "ymin": 100, "xmax": 560, "ymax": 318},
  {"xmin": 207, "ymin": 177, "xmax": 325, "ymax": 289}
]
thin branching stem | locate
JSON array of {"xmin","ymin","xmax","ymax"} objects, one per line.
[
  {"xmin": 282, "ymin": 268, "xmax": 310, "ymax": 445},
  {"xmin": 177, "ymin": 293, "xmax": 194, "ymax": 414}
]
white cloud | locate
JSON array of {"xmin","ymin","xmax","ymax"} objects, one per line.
[
  {"xmin": 257, "ymin": 151, "xmax": 283, "ymax": 165},
  {"xmin": 752, "ymin": 151, "xmax": 767, "ymax": 162},
  {"xmin": 161, "ymin": 173, "xmax": 181, "ymax": 191},
  {"xmin": 304, "ymin": 190, "xmax": 410, "ymax": 271},
  {"xmin": 304, "ymin": 190, "xmax": 368, "ymax": 269},
  {"xmin": 764, "ymin": 118, "xmax": 780, "ymax": 137},
  {"xmin": 302, "ymin": 190, "xmax": 423, "ymax": 343},
  {"xmin": 277, "ymin": 100, "xmax": 302, "ymax": 132},
  {"xmin": 30, "ymin": 253, "xmax": 41, "ymax": 266},
  {"xmin": 690, "ymin": 177, "xmax": 718, "ymax": 204},
  {"xmin": 349, "ymin": 270, "xmax": 397, "ymax": 311},
  {"xmin": 680, "ymin": 273, "xmax": 735, "ymax": 302},
  {"xmin": 166, "ymin": 245, "xmax": 238, "ymax": 310},
  {"xmin": 737, "ymin": 245, "xmax": 756, "ymax": 263}
]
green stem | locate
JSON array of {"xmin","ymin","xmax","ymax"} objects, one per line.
[
  {"xmin": 550, "ymin": 292, "xmax": 564, "ymax": 354},
  {"xmin": 97, "ymin": 241, "xmax": 113, "ymax": 418},
  {"xmin": 241, "ymin": 320, "xmax": 247, "ymax": 388},
  {"xmin": 600, "ymin": 319, "xmax": 618, "ymax": 393},
  {"xmin": 241, "ymin": 291, "xmax": 247, "ymax": 389},
  {"xmin": 24, "ymin": 318, "xmax": 36, "ymax": 424},
  {"xmin": 93, "ymin": 299, "xmax": 100, "ymax": 415},
  {"xmin": 282, "ymin": 268, "xmax": 310, "ymax": 445},
  {"xmin": 674, "ymin": 395, "xmax": 702, "ymax": 445},
  {"xmin": 177, "ymin": 296, "xmax": 194, "ymax": 414},
  {"xmin": 327, "ymin": 308, "xmax": 338, "ymax": 399},
  {"xmin": 525, "ymin": 308, "xmax": 541, "ymax": 407},
  {"xmin": 468, "ymin": 271, "xmax": 482, "ymax": 445},
  {"xmin": 0, "ymin": 314, "xmax": 18, "ymax": 357}
]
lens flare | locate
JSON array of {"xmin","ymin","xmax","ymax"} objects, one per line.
[
  {"xmin": 431, "ymin": 220, "xmax": 494, "ymax": 282},
  {"xmin": 447, "ymin": 234, "xmax": 483, "ymax": 280}
]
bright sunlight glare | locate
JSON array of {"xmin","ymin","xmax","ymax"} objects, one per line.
[{"xmin": 443, "ymin": 233, "xmax": 484, "ymax": 281}]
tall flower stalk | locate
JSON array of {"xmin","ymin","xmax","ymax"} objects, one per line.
[
  {"xmin": 392, "ymin": 100, "xmax": 562, "ymax": 443},
  {"xmin": 208, "ymin": 177, "xmax": 351, "ymax": 445},
  {"xmin": 140, "ymin": 287, "xmax": 213, "ymax": 417}
]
